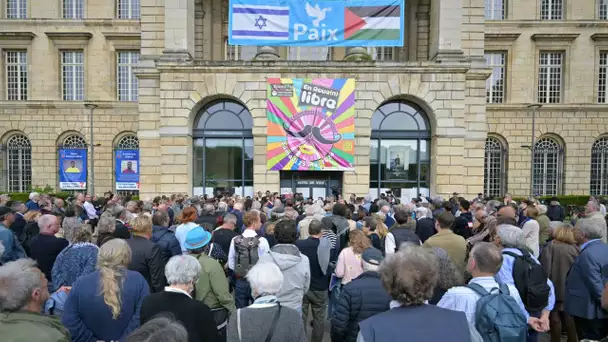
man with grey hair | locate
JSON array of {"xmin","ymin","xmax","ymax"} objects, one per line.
[
  {"xmin": 140, "ymin": 255, "xmax": 219, "ymax": 342},
  {"xmin": 331, "ymin": 247, "xmax": 392, "ymax": 342},
  {"xmin": 377, "ymin": 200, "xmax": 395, "ymax": 228},
  {"xmin": 0, "ymin": 259, "xmax": 70, "ymax": 340},
  {"xmin": 565, "ymin": 218, "xmax": 608, "ymax": 340},
  {"xmin": 298, "ymin": 205, "xmax": 317, "ymax": 240},
  {"xmin": 212, "ymin": 213, "xmax": 239, "ymax": 256},
  {"xmin": 495, "ymin": 224, "xmax": 556, "ymax": 340},
  {"xmin": 535, "ymin": 204, "xmax": 551, "ymax": 246},
  {"xmin": 585, "ymin": 200, "xmax": 607, "ymax": 243},
  {"xmin": 0, "ymin": 194, "xmax": 10, "ymax": 206},
  {"xmin": 29, "ymin": 215, "xmax": 68, "ymax": 283},
  {"xmin": 196, "ymin": 203, "xmax": 218, "ymax": 228}
]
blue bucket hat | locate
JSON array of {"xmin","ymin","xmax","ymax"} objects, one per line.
[{"xmin": 185, "ymin": 226, "xmax": 211, "ymax": 250}]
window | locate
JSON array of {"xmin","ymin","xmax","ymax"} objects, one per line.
[
  {"xmin": 591, "ymin": 138, "xmax": 608, "ymax": 195},
  {"xmin": 537, "ymin": 51, "xmax": 563, "ymax": 104},
  {"xmin": 367, "ymin": 47, "xmax": 396, "ymax": 61},
  {"xmin": 540, "ymin": 0, "xmax": 563, "ymax": 20},
  {"xmin": 369, "ymin": 101, "xmax": 431, "ymax": 198},
  {"xmin": 193, "ymin": 100, "xmax": 253, "ymax": 197},
  {"xmin": 117, "ymin": 134, "xmax": 139, "ymax": 149},
  {"xmin": 6, "ymin": 134, "xmax": 31, "ymax": 192},
  {"xmin": 6, "ymin": 0, "xmax": 26, "ymax": 18},
  {"xmin": 601, "ymin": 0, "xmax": 608, "ymax": 20},
  {"xmin": 117, "ymin": 0, "xmax": 140, "ymax": 19},
  {"xmin": 117, "ymin": 51, "xmax": 139, "ymax": 102},
  {"xmin": 484, "ymin": 137, "xmax": 507, "ymax": 197},
  {"xmin": 485, "ymin": 0, "xmax": 505, "ymax": 19},
  {"xmin": 223, "ymin": 39, "xmax": 257, "ymax": 61},
  {"xmin": 599, "ymin": 52, "xmax": 608, "ymax": 103},
  {"xmin": 485, "ymin": 52, "xmax": 506, "ymax": 103},
  {"xmin": 532, "ymin": 137, "xmax": 562, "ymax": 196},
  {"xmin": 5, "ymin": 50, "xmax": 27, "ymax": 100},
  {"xmin": 62, "ymin": 51, "xmax": 84, "ymax": 101},
  {"xmin": 62, "ymin": 134, "xmax": 87, "ymax": 148},
  {"xmin": 288, "ymin": 47, "xmax": 332, "ymax": 61},
  {"xmin": 63, "ymin": 0, "xmax": 84, "ymax": 19}
]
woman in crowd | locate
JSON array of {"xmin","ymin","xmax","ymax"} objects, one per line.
[
  {"xmin": 428, "ymin": 247, "xmax": 464, "ymax": 305},
  {"xmin": 226, "ymin": 262, "xmax": 306, "ymax": 342},
  {"xmin": 51, "ymin": 226, "xmax": 98, "ymax": 292},
  {"xmin": 362, "ymin": 217, "xmax": 383, "ymax": 252},
  {"xmin": 336, "ymin": 230, "xmax": 371, "ymax": 286},
  {"xmin": 175, "ymin": 207, "xmax": 200, "ymax": 253},
  {"xmin": 128, "ymin": 316, "xmax": 189, "ymax": 342},
  {"xmin": 96, "ymin": 212, "xmax": 117, "ymax": 247},
  {"xmin": 521, "ymin": 205, "xmax": 541, "ymax": 257},
  {"xmin": 62, "ymin": 206, "xmax": 83, "ymax": 244},
  {"xmin": 539, "ymin": 224, "xmax": 579, "ymax": 342},
  {"xmin": 140, "ymin": 255, "xmax": 218, "ymax": 342},
  {"xmin": 62, "ymin": 239, "xmax": 150, "ymax": 341}
]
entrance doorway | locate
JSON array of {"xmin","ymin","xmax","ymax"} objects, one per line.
[{"xmin": 280, "ymin": 171, "xmax": 342, "ymax": 199}]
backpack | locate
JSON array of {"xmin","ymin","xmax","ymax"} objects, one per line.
[
  {"xmin": 503, "ymin": 250, "xmax": 550, "ymax": 312},
  {"xmin": 467, "ymin": 283, "xmax": 527, "ymax": 342},
  {"xmin": 233, "ymin": 235, "xmax": 260, "ymax": 277}
]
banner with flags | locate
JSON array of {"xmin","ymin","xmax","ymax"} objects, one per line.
[{"xmin": 228, "ymin": 0, "xmax": 404, "ymax": 47}]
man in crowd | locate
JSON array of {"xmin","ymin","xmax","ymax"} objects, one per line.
[
  {"xmin": 414, "ymin": 207, "xmax": 435, "ymax": 243},
  {"xmin": 423, "ymin": 211, "xmax": 467, "ymax": 272},
  {"xmin": 83, "ymin": 194, "xmax": 98, "ymax": 227},
  {"xmin": 150, "ymin": 211, "xmax": 181, "ymax": 264},
  {"xmin": 584, "ymin": 200, "xmax": 607, "ymax": 243},
  {"xmin": 377, "ymin": 200, "xmax": 395, "ymax": 228},
  {"xmin": 29, "ymin": 215, "xmax": 68, "ymax": 283},
  {"xmin": 385, "ymin": 207, "xmax": 420, "ymax": 255},
  {"xmin": 196, "ymin": 203, "xmax": 218, "ymax": 227},
  {"xmin": 212, "ymin": 213, "xmax": 238, "ymax": 256},
  {"xmin": 25, "ymin": 192, "xmax": 40, "ymax": 211},
  {"xmin": 52, "ymin": 198, "xmax": 66, "ymax": 219},
  {"xmin": 0, "ymin": 259, "xmax": 70, "ymax": 340},
  {"xmin": 453, "ymin": 199, "xmax": 473, "ymax": 239},
  {"xmin": 231, "ymin": 202, "xmax": 244, "ymax": 233},
  {"xmin": 0, "ymin": 207, "xmax": 25, "ymax": 264},
  {"xmin": 10, "ymin": 201, "xmax": 27, "ymax": 244}
]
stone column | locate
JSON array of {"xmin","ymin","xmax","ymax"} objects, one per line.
[
  {"xmin": 164, "ymin": 0, "xmax": 195, "ymax": 59},
  {"xmin": 254, "ymin": 46, "xmax": 280, "ymax": 60},
  {"xmin": 344, "ymin": 47, "xmax": 369, "ymax": 61},
  {"xmin": 429, "ymin": 0, "xmax": 464, "ymax": 62}
]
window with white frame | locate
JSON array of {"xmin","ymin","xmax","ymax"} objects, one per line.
[
  {"xmin": 485, "ymin": 0, "xmax": 505, "ymax": 19},
  {"xmin": 117, "ymin": 0, "xmax": 140, "ymax": 19},
  {"xmin": 5, "ymin": 50, "xmax": 27, "ymax": 101},
  {"xmin": 117, "ymin": 51, "xmax": 139, "ymax": 102},
  {"xmin": 540, "ymin": 0, "xmax": 563, "ymax": 20},
  {"xmin": 6, "ymin": 0, "xmax": 27, "ymax": 18},
  {"xmin": 367, "ymin": 47, "xmax": 396, "ymax": 61},
  {"xmin": 484, "ymin": 137, "xmax": 507, "ymax": 197},
  {"xmin": 591, "ymin": 138, "xmax": 608, "ymax": 195},
  {"xmin": 537, "ymin": 51, "xmax": 563, "ymax": 104},
  {"xmin": 288, "ymin": 47, "xmax": 332, "ymax": 61},
  {"xmin": 62, "ymin": 51, "xmax": 84, "ymax": 101},
  {"xmin": 485, "ymin": 52, "xmax": 506, "ymax": 103},
  {"xmin": 6, "ymin": 134, "xmax": 31, "ymax": 193},
  {"xmin": 223, "ymin": 38, "xmax": 257, "ymax": 61},
  {"xmin": 532, "ymin": 137, "xmax": 562, "ymax": 196},
  {"xmin": 63, "ymin": 0, "xmax": 83, "ymax": 19},
  {"xmin": 599, "ymin": 52, "xmax": 608, "ymax": 103},
  {"xmin": 600, "ymin": 0, "xmax": 608, "ymax": 20}
]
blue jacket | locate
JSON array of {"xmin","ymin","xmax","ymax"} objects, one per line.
[
  {"xmin": 151, "ymin": 225, "xmax": 182, "ymax": 264},
  {"xmin": 25, "ymin": 200, "xmax": 40, "ymax": 211},
  {"xmin": 62, "ymin": 269, "xmax": 150, "ymax": 342},
  {"xmin": 0, "ymin": 223, "xmax": 25, "ymax": 264},
  {"xmin": 331, "ymin": 271, "xmax": 391, "ymax": 342},
  {"xmin": 565, "ymin": 239, "xmax": 608, "ymax": 319},
  {"xmin": 51, "ymin": 242, "xmax": 98, "ymax": 291}
]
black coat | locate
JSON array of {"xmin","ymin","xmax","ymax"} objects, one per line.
[
  {"xmin": 126, "ymin": 236, "xmax": 165, "ymax": 293},
  {"xmin": 10, "ymin": 213, "xmax": 26, "ymax": 244},
  {"xmin": 547, "ymin": 204, "xmax": 566, "ymax": 222},
  {"xmin": 415, "ymin": 217, "xmax": 436, "ymax": 243},
  {"xmin": 453, "ymin": 211, "xmax": 473, "ymax": 239},
  {"xmin": 330, "ymin": 272, "xmax": 392, "ymax": 342},
  {"xmin": 195, "ymin": 214, "xmax": 218, "ymax": 229},
  {"xmin": 113, "ymin": 220, "xmax": 131, "ymax": 239},
  {"xmin": 151, "ymin": 225, "xmax": 182, "ymax": 264}
]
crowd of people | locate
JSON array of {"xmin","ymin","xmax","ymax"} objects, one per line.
[{"xmin": 0, "ymin": 190, "xmax": 607, "ymax": 342}]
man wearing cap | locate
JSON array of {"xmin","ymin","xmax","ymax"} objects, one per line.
[
  {"xmin": 0, "ymin": 206, "xmax": 25, "ymax": 264},
  {"xmin": 331, "ymin": 247, "xmax": 392, "ymax": 342}
]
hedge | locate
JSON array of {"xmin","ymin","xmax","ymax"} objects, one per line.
[
  {"xmin": 7, "ymin": 193, "xmax": 139, "ymax": 202},
  {"xmin": 512, "ymin": 195, "xmax": 592, "ymax": 207}
]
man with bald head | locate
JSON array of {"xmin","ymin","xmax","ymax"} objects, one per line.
[
  {"xmin": 156, "ymin": 202, "xmax": 174, "ymax": 226},
  {"xmin": 28, "ymin": 215, "xmax": 68, "ymax": 283}
]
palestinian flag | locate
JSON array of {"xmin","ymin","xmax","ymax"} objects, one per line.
[{"xmin": 344, "ymin": 6, "xmax": 401, "ymax": 41}]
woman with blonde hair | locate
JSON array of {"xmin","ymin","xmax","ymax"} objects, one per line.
[
  {"xmin": 539, "ymin": 224, "xmax": 579, "ymax": 342},
  {"xmin": 62, "ymin": 239, "xmax": 150, "ymax": 341},
  {"xmin": 335, "ymin": 230, "xmax": 372, "ymax": 285},
  {"xmin": 126, "ymin": 215, "xmax": 165, "ymax": 293}
]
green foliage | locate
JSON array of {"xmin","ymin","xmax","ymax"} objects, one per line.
[
  {"xmin": 8, "ymin": 191, "xmax": 73, "ymax": 202},
  {"xmin": 512, "ymin": 195, "xmax": 590, "ymax": 207},
  {"xmin": 131, "ymin": 195, "xmax": 140, "ymax": 200}
]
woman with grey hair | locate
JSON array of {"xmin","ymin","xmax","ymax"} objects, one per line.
[
  {"xmin": 429, "ymin": 247, "xmax": 464, "ymax": 305},
  {"xmin": 96, "ymin": 211, "xmax": 118, "ymax": 247},
  {"xmin": 140, "ymin": 255, "xmax": 218, "ymax": 342},
  {"xmin": 127, "ymin": 316, "xmax": 188, "ymax": 342},
  {"xmin": 226, "ymin": 262, "xmax": 306, "ymax": 342},
  {"xmin": 357, "ymin": 243, "xmax": 482, "ymax": 342}
]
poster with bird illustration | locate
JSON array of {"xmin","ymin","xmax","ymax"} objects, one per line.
[{"xmin": 266, "ymin": 78, "xmax": 355, "ymax": 171}]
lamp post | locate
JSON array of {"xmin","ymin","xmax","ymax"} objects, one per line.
[
  {"xmin": 527, "ymin": 104, "xmax": 543, "ymax": 196},
  {"xmin": 84, "ymin": 103, "xmax": 98, "ymax": 195}
]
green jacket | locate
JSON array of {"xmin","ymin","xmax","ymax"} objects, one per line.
[
  {"xmin": 0, "ymin": 311, "xmax": 70, "ymax": 342},
  {"xmin": 194, "ymin": 253, "xmax": 236, "ymax": 313},
  {"xmin": 537, "ymin": 214, "xmax": 552, "ymax": 246}
]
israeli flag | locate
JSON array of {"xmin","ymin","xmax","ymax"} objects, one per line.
[{"xmin": 231, "ymin": 4, "xmax": 290, "ymax": 41}]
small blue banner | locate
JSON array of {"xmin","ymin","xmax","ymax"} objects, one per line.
[
  {"xmin": 228, "ymin": 0, "xmax": 404, "ymax": 47},
  {"xmin": 115, "ymin": 150, "xmax": 140, "ymax": 191},
  {"xmin": 59, "ymin": 149, "xmax": 87, "ymax": 190}
]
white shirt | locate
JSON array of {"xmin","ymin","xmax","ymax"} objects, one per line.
[
  {"xmin": 228, "ymin": 229, "xmax": 270, "ymax": 271},
  {"xmin": 384, "ymin": 232, "xmax": 422, "ymax": 255},
  {"xmin": 175, "ymin": 222, "xmax": 199, "ymax": 253},
  {"xmin": 164, "ymin": 286, "xmax": 192, "ymax": 299},
  {"xmin": 83, "ymin": 201, "xmax": 98, "ymax": 220}
]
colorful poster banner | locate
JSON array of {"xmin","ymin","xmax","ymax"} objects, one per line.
[
  {"xmin": 59, "ymin": 149, "xmax": 87, "ymax": 190},
  {"xmin": 228, "ymin": 0, "xmax": 404, "ymax": 47},
  {"xmin": 266, "ymin": 78, "xmax": 355, "ymax": 171},
  {"xmin": 115, "ymin": 150, "xmax": 140, "ymax": 190}
]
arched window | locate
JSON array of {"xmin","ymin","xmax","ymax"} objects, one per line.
[
  {"xmin": 532, "ymin": 137, "xmax": 563, "ymax": 196},
  {"xmin": 591, "ymin": 137, "xmax": 608, "ymax": 196},
  {"xmin": 117, "ymin": 134, "xmax": 139, "ymax": 149},
  {"xmin": 484, "ymin": 137, "xmax": 507, "ymax": 198},
  {"xmin": 369, "ymin": 101, "xmax": 431, "ymax": 198},
  {"xmin": 193, "ymin": 100, "xmax": 253, "ymax": 197},
  {"xmin": 62, "ymin": 134, "xmax": 87, "ymax": 148},
  {"xmin": 6, "ymin": 134, "xmax": 31, "ymax": 192}
]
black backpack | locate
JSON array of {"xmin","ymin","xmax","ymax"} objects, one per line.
[{"xmin": 502, "ymin": 250, "xmax": 550, "ymax": 312}]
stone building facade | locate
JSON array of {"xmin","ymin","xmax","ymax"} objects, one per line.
[{"xmin": 0, "ymin": 0, "xmax": 607, "ymax": 199}]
